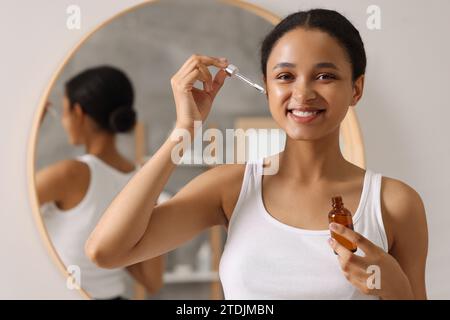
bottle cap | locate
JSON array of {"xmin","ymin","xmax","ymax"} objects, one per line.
[{"xmin": 331, "ymin": 196, "xmax": 343, "ymax": 207}]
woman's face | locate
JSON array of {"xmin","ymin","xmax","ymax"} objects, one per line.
[
  {"xmin": 61, "ymin": 95, "xmax": 84, "ymax": 145},
  {"xmin": 265, "ymin": 27, "xmax": 364, "ymax": 141}
]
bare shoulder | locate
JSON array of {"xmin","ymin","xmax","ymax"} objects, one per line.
[
  {"xmin": 380, "ymin": 176, "xmax": 427, "ymax": 250},
  {"xmin": 38, "ymin": 159, "xmax": 89, "ymax": 183},
  {"xmin": 58, "ymin": 159, "xmax": 89, "ymax": 175},
  {"xmin": 381, "ymin": 176, "xmax": 425, "ymax": 218},
  {"xmin": 203, "ymin": 163, "xmax": 247, "ymax": 223},
  {"xmin": 379, "ymin": 176, "xmax": 428, "ymax": 298},
  {"xmin": 206, "ymin": 163, "xmax": 246, "ymax": 181},
  {"xmin": 36, "ymin": 159, "xmax": 90, "ymax": 206}
]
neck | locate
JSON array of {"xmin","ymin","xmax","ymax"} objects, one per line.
[
  {"xmin": 278, "ymin": 128, "xmax": 349, "ymax": 182},
  {"xmin": 84, "ymin": 131, "xmax": 119, "ymax": 160}
]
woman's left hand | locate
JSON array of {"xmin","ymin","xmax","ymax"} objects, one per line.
[{"xmin": 328, "ymin": 222, "xmax": 414, "ymax": 299}]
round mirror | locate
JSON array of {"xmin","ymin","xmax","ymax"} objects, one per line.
[{"xmin": 29, "ymin": 0, "xmax": 365, "ymax": 299}]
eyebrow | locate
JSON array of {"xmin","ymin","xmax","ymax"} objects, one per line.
[{"xmin": 272, "ymin": 62, "xmax": 339, "ymax": 71}]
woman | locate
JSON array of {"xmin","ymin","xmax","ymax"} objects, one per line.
[
  {"xmin": 86, "ymin": 9, "xmax": 428, "ymax": 299},
  {"xmin": 37, "ymin": 66, "xmax": 164, "ymax": 299}
]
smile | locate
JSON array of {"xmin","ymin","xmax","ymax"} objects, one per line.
[{"xmin": 287, "ymin": 109, "xmax": 325, "ymax": 124}]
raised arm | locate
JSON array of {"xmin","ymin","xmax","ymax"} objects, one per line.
[
  {"xmin": 85, "ymin": 55, "xmax": 230, "ymax": 268},
  {"xmin": 126, "ymin": 255, "xmax": 165, "ymax": 296}
]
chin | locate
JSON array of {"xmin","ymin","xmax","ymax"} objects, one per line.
[{"xmin": 283, "ymin": 124, "xmax": 322, "ymax": 141}]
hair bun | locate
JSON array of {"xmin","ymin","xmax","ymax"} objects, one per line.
[{"xmin": 109, "ymin": 106, "xmax": 136, "ymax": 133}]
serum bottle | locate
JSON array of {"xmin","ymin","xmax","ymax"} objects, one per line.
[{"xmin": 328, "ymin": 196, "xmax": 357, "ymax": 253}]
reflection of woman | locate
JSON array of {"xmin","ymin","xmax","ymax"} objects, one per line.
[
  {"xmin": 87, "ymin": 10, "xmax": 427, "ymax": 299},
  {"xmin": 37, "ymin": 66, "xmax": 164, "ymax": 299}
]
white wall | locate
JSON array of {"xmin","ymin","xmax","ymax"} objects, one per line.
[{"xmin": 1, "ymin": 0, "xmax": 449, "ymax": 299}]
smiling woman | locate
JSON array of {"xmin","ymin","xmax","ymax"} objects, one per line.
[
  {"xmin": 29, "ymin": 1, "xmax": 372, "ymax": 301},
  {"xmin": 83, "ymin": 7, "xmax": 427, "ymax": 300}
]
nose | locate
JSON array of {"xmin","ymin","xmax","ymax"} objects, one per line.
[{"xmin": 291, "ymin": 79, "xmax": 316, "ymax": 104}]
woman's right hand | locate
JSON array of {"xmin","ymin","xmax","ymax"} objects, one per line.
[{"xmin": 170, "ymin": 54, "xmax": 228, "ymax": 129}]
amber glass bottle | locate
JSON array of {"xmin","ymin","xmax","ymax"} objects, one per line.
[{"xmin": 328, "ymin": 196, "xmax": 357, "ymax": 253}]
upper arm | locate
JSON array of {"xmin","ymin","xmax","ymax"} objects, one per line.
[
  {"xmin": 123, "ymin": 164, "xmax": 244, "ymax": 266},
  {"xmin": 381, "ymin": 177, "xmax": 428, "ymax": 299},
  {"xmin": 35, "ymin": 160, "xmax": 89, "ymax": 206}
]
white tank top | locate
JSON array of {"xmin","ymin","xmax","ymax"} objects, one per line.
[
  {"xmin": 219, "ymin": 158, "xmax": 389, "ymax": 300},
  {"xmin": 41, "ymin": 154, "xmax": 136, "ymax": 299}
]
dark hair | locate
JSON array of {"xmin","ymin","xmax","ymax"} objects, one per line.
[
  {"xmin": 260, "ymin": 9, "xmax": 366, "ymax": 82},
  {"xmin": 65, "ymin": 66, "xmax": 136, "ymax": 133}
]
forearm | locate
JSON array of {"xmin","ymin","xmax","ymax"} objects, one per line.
[
  {"xmin": 86, "ymin": 126, "xmax": 193, "ymax": 266},
  {"xmin": 127, "ymin": 255, "xmax": 165, "ymax": 295}
]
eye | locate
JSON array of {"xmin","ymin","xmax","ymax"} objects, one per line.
[
  {"xmin": 276, "ymin": 73, "xmax": 294, "ymax": 81},
  {"xmin": 316, "ymin": 73, "xmax": 336, "ymax": 81}
]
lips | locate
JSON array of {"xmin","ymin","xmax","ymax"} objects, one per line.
[
  {"xmin": 287, "ymin": 105, "xmax": 326, "ymax": 112},
  {"xmin": 287, "ymin": 107, "xmax": 325, "ymax": 124},
  {"xmin": 290, "ymin": 109, "xmax": 324, "ymax": 117}
]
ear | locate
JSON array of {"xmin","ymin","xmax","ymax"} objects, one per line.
[
  {"xmin": 72, "ymin": 103, "xmax": 85, "ymax": 125},
  {"xmin": 351, "ymin": 74, "xmax": 365, "ymax": 107}
]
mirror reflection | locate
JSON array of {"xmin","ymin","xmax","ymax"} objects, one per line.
[{"xmin": 35, "ymin": 0, "xmax": 274, "ymax": 299}]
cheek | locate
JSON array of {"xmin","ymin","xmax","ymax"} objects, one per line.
[
  {"xmin": 268, "ymin": 82, "xmax": 288, "ymax": 98},
  {"xmin": 62, "ymin": 115, "xmax": 78, "ymax": 141},
  {"xmin": 315, "ymin": 83, "xmax": 352, "ymax": 113},
  {"xmin": 61, "ymin": 115, "xmax": 71, "ymax": 132},
  {"xmin": 267, "ymin": 84, "xmax": 290, "ymax": 115}
]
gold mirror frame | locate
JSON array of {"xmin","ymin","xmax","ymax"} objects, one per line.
[{"xmin": 27, "ymin": 0, "xmax": 365, "ymax": 299}]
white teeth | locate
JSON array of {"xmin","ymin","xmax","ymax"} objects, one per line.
[{"xmin": 291, "ymin": 110, "xmax": 320, "ymax": 117}]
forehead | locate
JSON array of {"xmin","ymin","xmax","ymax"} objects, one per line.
[{"xmin": 267, "ymin": 28, "xmax": 351, "ymax": 72}]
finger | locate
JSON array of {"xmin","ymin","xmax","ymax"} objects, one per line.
[
  {"xmin": 337, "ymin": 250, "xmax": 366, "ymax": 271},
  {"xmin": 179, "ymin": 69, "xmax": 208, "ymax": 91},
  {"xmin": 176, "ymin": 56, "xmax": 227, "ymax": 90},
  {"xmin": 196, "ymin": 64, "xmax": 213, "ymax": 92},
  {"xmin": 328, "ymin": 237, "xmax": 353, "ymax": 260},
  {"xmin": 209, "ymin": 69, "xmax": 228, "ymax": 99},
  {"xmin": 181, "ymin": 55, "xmax": 228, "ymax": 75},
  {"xmin": 346, "ymin": 273, "xmax": 378, "ymax": 296},
  {"xmin": 353, "ymin": 264, "xmax": 373, "ymax": 282},
  {"xmin": 347, "ymin": 265, "xmax": 381, "ymax": 296},
  {"xmin": 172, "ymin": 56, "xmax": 202, "ymax": 83},
  {"xmin": 177, "ymin": 54, "xmax": 200, "ymax": 74},
  {"xmin": 196, "ymin": 55, "xmax": 228, "ymax": 69},
  {"xmin": 329, "ymin": 223, "xmax": 375, "ymax": 254},
  {"xmin": 328, "ymin": 238, "xmax": 367, "ymax": 272}
]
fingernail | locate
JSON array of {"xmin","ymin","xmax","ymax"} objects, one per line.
[
  {"xmin": 219, "ymin": 57, "xmax": 228, "ymax": 64},
  {"xmin": 329, "ymin": 223, "xmax": 337, "ymax": 231},
  {"xmin": 328, "ymin": 238, "xmax": 334, "ymax": 245}
]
